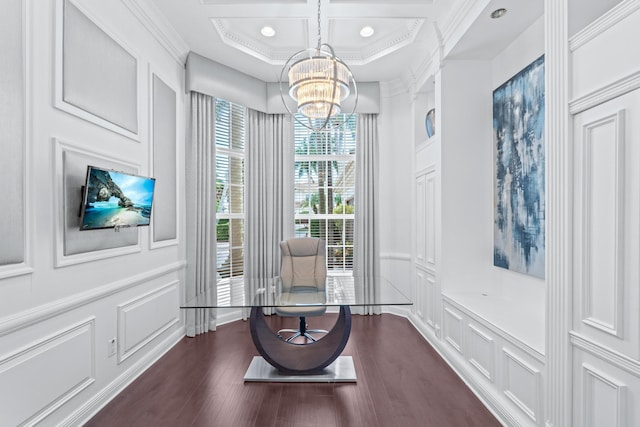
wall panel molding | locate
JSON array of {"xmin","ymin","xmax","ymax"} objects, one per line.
[
  {"xmin": 148, "ymin": 67, "xmax": 179, "ymax": 249},
  {"xmin": 117, "ymin": 281, "xmax": 180, "ymax": 363},
  {"xmin": 53, "ymin": 138, "xmax": 141, "ymax": 267},
  {"xmin": 0, "ymin": 318, "xmax": 95, "ymax": 426},
  {"xmin": 0, "ymin": 0, "xmax": 32, "ymax": 278},
  {"xmin": 444, "ymin": 307, "xmax": 463, "ymax": 354},
  {"xmin": 569, "ymin": 71, "xmax": 640, "ymax": 115},
  {"xmin": 443, "ymin": 295, "xmax": 545, "ymax": 363},
  {"xmin": 380, "ymin": 252, "xmax": 411, "ymax": 261},
  {"xmin": 54, "ymin": 0, "xmax": 140, "ymax": 140},
  {"xmin": 579, "ymin": 111, "xmax": 625, "ymax": 338},
  {"xmin": 468, "ymin": 324, "xmax": 495, "ymax": 382},
  {"xmin": 62, "ymin": 329, "xmax": 184, "ymax": 426},
  {"xmin": 582, "ymin": 363, "xmax": 627, "ymax": 427},
  {"xmin": 406, "ymin": 311, "xmax": 522, "ymax": 427},
  {"xmin": 569, "ymin": 0, "xmax": 640, "ymax": 51},
  {"xmin": 415, "ymin": 269, "xmax": 425, "ymax": 321},
  {"xmin": 503, "ymin": 348, "xmax": 542, "ymax": 423},
  {"xmin": 570, "ymin": 332, "xmax": 640, "ymax": 378},
  {"xmin": 425, "ymin": 274, "xmax": 436, "ymax": 328},
  {"xmin": 0, "ymin": 261, "xmax": 186, "ymax": 337}
]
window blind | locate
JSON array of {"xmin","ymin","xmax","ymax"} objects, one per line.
[{"xmin": 293, "ymin": 114, "xmax": 357, "ymax": 272}]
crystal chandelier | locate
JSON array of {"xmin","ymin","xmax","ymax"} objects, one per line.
[{"xmin": 280, "ymin": 0, "xmax": 357, "ymax": 131}]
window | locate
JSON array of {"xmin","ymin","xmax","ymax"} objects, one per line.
[
  {"xmin": 294, "ymin": 115, "xmax": 357, "ymax": 272},
  {"xmin": 215, "ymin": 99, "xmax": 245, "ymax": 302}
]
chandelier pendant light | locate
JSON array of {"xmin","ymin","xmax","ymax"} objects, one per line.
[{"xmin": 279, "ymin": 0, "xmax": 358, "ymax": 131}]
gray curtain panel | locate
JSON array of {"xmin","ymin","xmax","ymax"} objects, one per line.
[
  {"xmin": 185, "ymin": 92, "xmax": 217, "ymax": 336},
  {"xmin": 354, "ymin": 114, "xmax": 381, "ymax": 315},
  {"xmin": 244, "ymin": 109, "xmax": 294, "ymax": 317}
]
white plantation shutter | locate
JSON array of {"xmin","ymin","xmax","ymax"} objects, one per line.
[
  {"xmin": 293, "ymin": 114, "xmax": 357, "ymax": 272},
  {"xmin": 215, "ymin": 99, "xmax": 246, "ymax": 304}
]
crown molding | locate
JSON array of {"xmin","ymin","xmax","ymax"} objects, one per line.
[
  {"xmin": 213, "ymin": 16, "xmax": 426, "ymax": 67},
  {"xmin": 439, "ymin": 0, "xmax": 489, "ymax": 57},
  {"xmin": 120, "ymin": 0, "xmax": 190, "ymax": 65},
  {"xmin": 569, "ymin": 0, "xmax": 640, "ymax": 51}
]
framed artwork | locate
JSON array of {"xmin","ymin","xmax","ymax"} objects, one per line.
[{"xmin": 493, "ymin": 55, "xmax": 545, "ymax": 278}]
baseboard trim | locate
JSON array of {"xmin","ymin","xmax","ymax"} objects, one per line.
[
  {"xmin": 61, "ymin": 327, "xmax": 185, "ymax": 426},
  {"xmin": 405, "ymin": 311, "xmax": 520, "ymax": 427},
  {"xmin": 216, "ymin": 309, "xmax": 243, "ymax": 327}
]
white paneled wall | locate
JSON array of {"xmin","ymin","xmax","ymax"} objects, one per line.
[
  {"xmin": 0, "ymin": 0, "xmax": 186, "ymax": 424},
  {"xmin": 569, "ymin": 4, "xmax": 640, "ymax": 425}
]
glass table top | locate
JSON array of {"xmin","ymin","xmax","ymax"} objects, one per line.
[{"xmin": 180, "ymin": 275, "xmax": 412, "ymax": 309}]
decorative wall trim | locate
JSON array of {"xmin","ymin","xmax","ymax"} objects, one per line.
[
  {"xmin": 415, "ymin": 173, "xmax": 426, "ymax": 268},
  {"xmin": 468, "ymin": 324, "xmax": 495, "ymax": 382},
  {"xmin": 53, "ymin": 138, "xmax": 142, "ymax": 268},
  {"xmin": 0, "ymin": 261, "xmax": 186, "ymax": 337},
  {"xmin": 148, "ymin": 66, "xmax": 179, "ymax": 249},
  {"xmin": 579, "ymin": 111, "xmax": 625, "ymax": 338},
  {"xmin": 117, "ymin": 281, "xmax": 180, "ymax": 363},
  {"xmin": 544, "ymin": 1, "xmax": 573, "ymax": 425},
  {"xmin": 62, "ymin": 328, "xmax": 184, "ymax": 427},
  {"xmin": 406, "ymin": 311, "xmax": 520, "ymax": 427},
  {"xmin": 425, "ymin": 171, "xmax": 436, "ymax": 270},
  {"xmin": 415, "ymin": 269, "xmax": 426, "ymax": 321},
  {"xmin": 569, "ymin": 0, "xmax": 640, "ymax": 51},
  {"xmin": 0, "ymin": 318, "xmax": 95, "ymax": 426},
  {"xmin": 120, "ymin": 0, "xmax": 190, "ymax": 65},
  {"xmin": 570, "ymin": 332, "xmax": 640, "ymax": 378},
  {"xmin": 443, "ymin": 294, "xmax": 545, "ymax": 363},
  {"xmin": 216, "ymin": 309, "xmax": 243, "ymax": 327},
  {"xmin": 503, "ymin": 348, "xmax": 542, "ymax": 423},
  {"xmin": 0, "ymin": 0, "xmax": 31, "ymax": 278},
  {"xmin": 569, "ymin": 71, "xmax": 640, "ymax": 115},
  {"xmin": 54, "ymin": 0, "xmax": 141, "ymax": 141},
  {"xmin": 444, "ymin": 307, "xmax": 463, "ymax": 354},
  {"xmin": 380, "ymin": 252, "xmax": 412, "ymax": 261},
  {"xmin": 582, "ymin": 363, "xmax": 627, "ymax": 427},
  {"xmin": 425, "ymin": 274, "xmax": 436, "ymax": 328}
]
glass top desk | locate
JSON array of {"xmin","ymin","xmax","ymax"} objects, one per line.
[{"xmin": 181, "ymin": 276, "xmax": 412, "ymax": 381}]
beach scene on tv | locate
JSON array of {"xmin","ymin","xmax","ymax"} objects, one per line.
[{"xmin": 81, "ymin": 167, "xmax": 155, "ymax": 230}]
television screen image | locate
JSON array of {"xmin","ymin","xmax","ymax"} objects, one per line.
[{"xmin": 80, "ymin": 166, "xmax": 155, "ymax": 230}]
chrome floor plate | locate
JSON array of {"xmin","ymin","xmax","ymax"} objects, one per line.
[{"xmin": 243, "ymin": 356, "xmax": 357, "ymax": 383}]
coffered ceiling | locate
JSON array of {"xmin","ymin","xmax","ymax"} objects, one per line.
[
  {"xmin": 146, "ymin": 0, "xmax": 621, "ymax": 87},
  {"xmin": 151, "ymin": 0, "xmax": 439, "ymax": 83}
]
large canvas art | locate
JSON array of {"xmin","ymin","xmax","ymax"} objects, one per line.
[{"xmin": 493, "ymin": 55, "xmax": 545, "ymax": 278}]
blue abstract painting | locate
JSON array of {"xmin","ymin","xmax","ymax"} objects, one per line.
[{"xmin": 493, "ymin": 55, "xmax": 545, "ymax": 279}]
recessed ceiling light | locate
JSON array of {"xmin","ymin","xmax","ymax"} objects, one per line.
[
  {"xmin": 490, "ymin": 8, "xmax": 507, "ymax": 19},
  {"xmin": 360, "ymin": 26, "xmax": 374, "ymax": 38},
  {"xmin": 261, "ymin": 26, "xmax": 275, "ymax": 37}
]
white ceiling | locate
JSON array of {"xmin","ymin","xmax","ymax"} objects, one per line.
[
  {"xmin": 151, "ymin": 0, "xmax": 438, "ymax": 83},
  {"xmin": 148, "ymin": 0, "xmax": 622, "ymax": 85}
]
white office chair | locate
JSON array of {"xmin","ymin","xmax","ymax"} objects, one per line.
[{"xmin": 275, "ymin": 238, "xmax": 328, "ymax": 342}]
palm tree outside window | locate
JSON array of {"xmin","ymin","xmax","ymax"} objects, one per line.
[{"xmin": 294, "ymin": 114, "xmax": 356, "ymax": 272}]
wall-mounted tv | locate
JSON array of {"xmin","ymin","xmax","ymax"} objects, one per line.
[{"xmin": 79, "ymin": 166, "xmax": 156, "ymax": 230}]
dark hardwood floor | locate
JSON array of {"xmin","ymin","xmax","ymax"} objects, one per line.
[{"xmin": 86, "ymin": 314, "xmax": 501, "ymax": 426}]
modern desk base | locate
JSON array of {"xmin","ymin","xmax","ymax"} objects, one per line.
[
  {"xmin": 249, "ymin": 305, "xmax": 352, "ymax": 375},
  {"xmin": 244, "ymin": 356, "xmax": 357, "ymax": 383}
]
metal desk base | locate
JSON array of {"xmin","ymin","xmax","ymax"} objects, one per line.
[{"xmin": 243, "ymin": 356, "xmax": 357, "ymax": 383}]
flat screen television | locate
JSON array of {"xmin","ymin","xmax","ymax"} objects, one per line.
[{"xmin": 79, "ymin": 166, "xmax": 156, "ymax": 230}]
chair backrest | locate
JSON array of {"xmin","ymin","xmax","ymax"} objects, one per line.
[{"xmin": 280, "ymin": 238, "xmax": 326, "ymax": 290}]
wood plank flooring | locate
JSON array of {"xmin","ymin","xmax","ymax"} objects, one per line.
[{"xmin": 86, "ymin": 314, "xmax": 501, "ymax": 426}]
